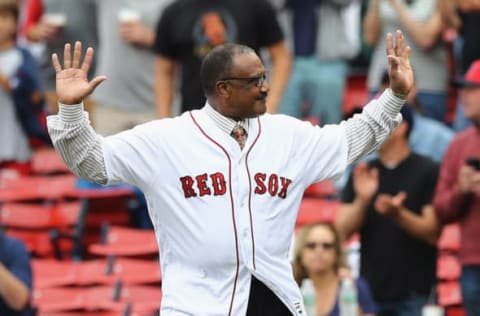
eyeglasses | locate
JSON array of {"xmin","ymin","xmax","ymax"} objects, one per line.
[
  {"xmin": 221, "ymin": 70, "xmax": 269, "ymax": 88},
  {"xmin": 304, "ymin": 241, "xmax": 335, "ymax": 251}
]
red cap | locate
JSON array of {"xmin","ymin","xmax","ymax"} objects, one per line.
[{"xmin": 456, "ymin": 60, "xmax": 480, "ymax": 88}]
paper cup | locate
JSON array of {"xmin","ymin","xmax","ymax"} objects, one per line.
[
  {"xmin": 43, "ymin": 13, "xmax": 67, "ymax": 27},
  {"xmin": 422, "ymin": 305, "xmax": 444, "ymax": 316},
  {"xmin": 118, "ymin": 8, "xmax": 141, "ymax": 23}
]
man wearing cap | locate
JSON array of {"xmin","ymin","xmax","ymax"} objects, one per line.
[
  {"xmin": 434, "ymin": 59, "xmax": 480, "ymax": 316},
  {"xmin": 336, "ymin": 105, "xmax": 440, "ymax": 316}
]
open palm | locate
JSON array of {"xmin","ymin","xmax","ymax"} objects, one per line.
[
  {"xmin": 52, "ymin": 41, "xmax": 106, "ymax": 105},
  {"xmin": 386, "ymin": 30, "xmax": 414, "ymax": 96}
]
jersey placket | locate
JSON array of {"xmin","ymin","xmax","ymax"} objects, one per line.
[{"xmin": 231, "ymin": 152, "xmax": 256, "ymax": 271}]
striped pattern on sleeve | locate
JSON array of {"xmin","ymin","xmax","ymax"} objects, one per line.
[
  {"xmin": 46, "ymin": 103, "xmax": 108, "ymax": 184},
  {"xmin": 342, "ymin": 88, "xmax": 405, "ymax": 165}
]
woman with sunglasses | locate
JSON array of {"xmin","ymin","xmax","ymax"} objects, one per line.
[{"xmin": 293, "ymin": 222, "xmax": 377, "ymax": 316}]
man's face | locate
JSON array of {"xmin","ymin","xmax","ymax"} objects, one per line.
[
  {"xmin": 217, "ymin": 52, "xmax": 269, "ymax": 120},
  {"xmin": 461, "ymin": 86, "xmax": 480, "ymax": 123},
  {"xmin": 0, "ymin": 10, "xmax": 16, "ymax": 43}
]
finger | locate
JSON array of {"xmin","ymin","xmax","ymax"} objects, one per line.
[
  {"xmin": 64, "ymin": 43, "xmax": 72, "ymax": 69},
  {"xmin": 81, "ymin": 47, "xmax": 94, "ymax": 74},
  {"xmin": 88, "ymin": 75, "xmax": 107, "ymax": 92},
  {"xmin": 393, "ymin": 191, "xmax": 407, "ymax": 207},
  {"xmin": 385, "ymin": 32, "xmax": 394, "ymax": 58},
  {"xmin": 403, "ymin": 45, "xmax": 412, "ymax": 67},
  {"xmin": 374, "ymin": 197, "xmax": 385, "ymax": 213},
  {"xmin": 370, "ymin": 168, "xmax": 379, "ymax": 180},
  {"xmin": 72, "ymin": 41, "xmax": 82, "ymax": 68},
  {"xmin": 52, "ymin": 53, "xmax": 62, "ymax": 73},
  {"xmin": 394, "ymin": 30, "xmax": 404, "ymax": 57}
]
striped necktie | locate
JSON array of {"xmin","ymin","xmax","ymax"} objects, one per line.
[{"xmin": 231, "ymin": 125, "xmax": 247, "ymax": 149}]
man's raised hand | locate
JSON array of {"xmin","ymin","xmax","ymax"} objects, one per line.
[
  {"xmin": 386, "ymin": 30, "xmax": 414, "ymax": 98},
  {"xmin": 52, "ymin": 41, "xmax": 106, "ymax": 105}
]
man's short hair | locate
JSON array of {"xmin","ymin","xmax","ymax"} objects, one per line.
[{"xmin": 200, "ymin": 43, "xmax": 255, "ymax": 96}]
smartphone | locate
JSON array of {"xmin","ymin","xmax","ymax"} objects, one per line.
[{"xmin": 466, "ymin": 157, "xmax": 480, "ymax": 171}]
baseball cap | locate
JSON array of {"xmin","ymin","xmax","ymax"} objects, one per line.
[
  {"xmin": 455, "ymin": 60, "xmax": 480, "ymax": 88},
  {"xmin": 400, "ymin": 105, "xmax": 414, "ymax": 137}
]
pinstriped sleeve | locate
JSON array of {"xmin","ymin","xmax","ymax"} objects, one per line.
[
  {"xmin": 342, "ymin": 88, "xmax": 405, "ymax": 165},
  {"xmin": 46, "ymin": 103, "xmax": 108, "ymax": 184}
]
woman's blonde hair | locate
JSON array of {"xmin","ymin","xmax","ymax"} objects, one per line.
[{"xmin": 292, "ymin": 222, "xmax": 347, "ymax": 285}]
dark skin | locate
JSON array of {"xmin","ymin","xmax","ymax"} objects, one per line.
[
  {"xmin": 53, "ymin": 30, "xmax": 413, "ymax": 118},
  {"xmin": 209, "ymin": 52, "xmax": 269, "ymax": 121}
]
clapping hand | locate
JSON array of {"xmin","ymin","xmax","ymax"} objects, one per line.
[
  {"xmin": 374, "ymin": 191, "xmax": 407, "ymax": 218},
  {"xmin": 52, "ymin": 41, "xmax": 107, "ymax": 105},
  {"xmin": 353, "ymin": 163, "xmax": 379, "ymax": 205},
  {"xmin": 386, "ymin": 30, "xmax": 414, "ymax": 97}
]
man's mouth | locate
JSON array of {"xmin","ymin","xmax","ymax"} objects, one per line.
[{"xmin": 256, "ymin": 94, "xmax": 268, "ymax": 101}]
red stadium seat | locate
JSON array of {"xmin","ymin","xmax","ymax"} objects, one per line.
[
  {"xmin": 31, "ymin": 148, "xmax": 70, "ymax": 175},
  {"xmin": 0, "ymin": 174, "xmax": 77, "ymax": 202},
  {"xmin": 38, "ymin": 312, "xmax": 157, "ymax": 316},
  {"xmin": 33, "ymin": 258, "xmax": 161, "ymax": 289},
  {"xmin": 296, "ymin": 198, "xmax": 340, "ymax": 227},
  {"xmin": 342, "ymin": 74, "xmax": 368, "ymax": 116},
  {"xmin": 37, "ymin": 313, "xmax": 119, "ymax": 316},
  {"xmin": 87, "ymin": 285, "xmax": 161, "ymax": 314},
  {"xmin": 0, "ymin": 174, "xmax": 134, "ymax": 202},
  {"xmin": 89, "ymin": 226, "xmax": 158, "ymax": 257},
  {"xmin": 438, "ymin": 224, "xmax": 461, "ymax": 252},
  {"xmin": 1, "ymin": 201, "xmax": 82, "ymax": 229},
  {"xmin": 438, "ymin": 281, "xmax": 463, "ymax": 307},
  {"xmin": 33, "ymin": 287, "xmax": 85, "ymax": 312},
  {"xmin": 6, "ymin": 230, "xmax": 54, "ymax": 257},
  {"xmin": 32, "ymin": 259, "xmax": 78, "ymax": 289},
  {"xmin": 437, "ymin": 254, "xmax": 461, "ymax": 281},
  {"xmin": 33, "ymin": 285, "xmax": 161, "ymax": 314},
  {"xmin": 304, "ymin": 180, "xmax": 337, "ymax": 199},
  {"xmin": 89, "ymin": 258, "xmax": 161, "ymax": 285}
]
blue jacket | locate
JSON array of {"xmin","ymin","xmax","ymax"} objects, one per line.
[{"xmin": 11, "ymin": 47, "xmax": 51, "ymax": 146}]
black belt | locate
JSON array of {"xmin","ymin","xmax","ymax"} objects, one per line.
[{"xmin": 246, "ymin": 276, "xmax": 293, "ymax": 316}]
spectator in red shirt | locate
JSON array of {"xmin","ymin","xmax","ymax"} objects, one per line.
[{"xmin": 434, "ymin": 59, "xmax": 480, "ymax": 316}]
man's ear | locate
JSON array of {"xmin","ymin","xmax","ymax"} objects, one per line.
[{"xmin": 216, "ymin": 81, "xmax": 231, "ymax": 98}]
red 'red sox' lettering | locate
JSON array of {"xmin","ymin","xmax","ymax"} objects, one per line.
[
  {"xmin": 255, "ymin": 173, "xmax": 292, "ymax": 199},
  {"xmin": 180, "ymin": 172, "xmax": 292, "ymax": 199},
  {"xmin": 210, "ymin": 172, "xmax": 227, "ymax": 195},
  {"xmin": 179, "ymin": 173, "xmax": 227, "ymax": 198}
]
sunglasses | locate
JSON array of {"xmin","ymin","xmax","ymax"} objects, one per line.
[
  {"xmin": 221, "ymin": 70, "xmax": 270, "ymax": 88},
  {"xmin": 305, "ymin": 241, "xmax": 335, "ymax": 251}
]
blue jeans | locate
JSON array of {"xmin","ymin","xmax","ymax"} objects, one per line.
[
  {"xmin": 460, "ymin": 265, "xmax": 480, "ymax": 316},
  {"xmin": 453, "ymin": 101, "xmax": 473, "ymax": 132},
  {"xmin": 377, "ymin": 294, "xmax": 427, "ymax": 316},
  {"xmin": 279, "ymin": 57, "xmax": 347, "ymax": 125},
  {"xmin": 416, "ymin": 91, "xmax": 447, "ymax": 123}
]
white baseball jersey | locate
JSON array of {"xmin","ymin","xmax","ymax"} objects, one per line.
[{"xmin": 47, "ymin": 89, "xmax": 404, "ymax": 315}]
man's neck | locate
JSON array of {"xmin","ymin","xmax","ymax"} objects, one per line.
[{"xmin": 379, "ymin": 142, "xmax": 411, "ymax": 167}]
